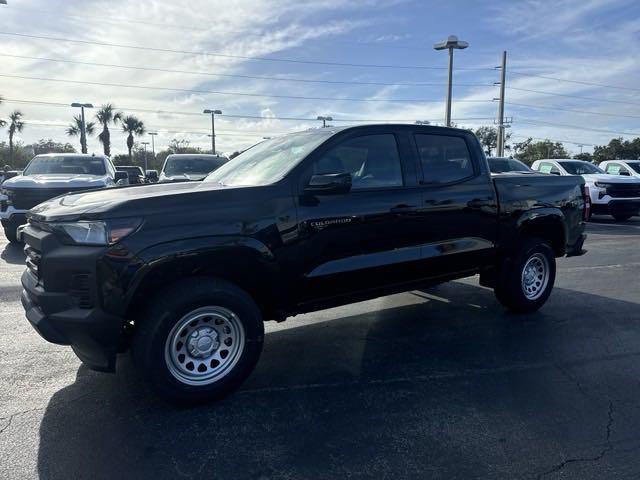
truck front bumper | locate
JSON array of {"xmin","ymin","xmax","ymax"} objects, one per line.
[
  {"xmin": 21, "ymin": 270, "xmax": 121, "ymax": 372},
  {"xmin": 591, "ymin": 200, "xmax": 640, "ymax": 217},
  {"xmin": 0, "ymin": 207, "xmax": 28, "ymax": 235}
]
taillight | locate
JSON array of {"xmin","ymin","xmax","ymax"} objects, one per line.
[{"xmin": 583, "ymin": 185, "xmax": 591, "ymax": 221}]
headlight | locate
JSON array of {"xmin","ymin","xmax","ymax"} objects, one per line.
[
  {"xmin": 51, "ymin": 218, "xmax": 142, "ymax": 246},
  {"xmin": 593, "ymin": 182, "xmax": 611, "ymax": 189},
  {"xmin": 0, "ymin": 188, "xmax": 13, "ymax": 204}
]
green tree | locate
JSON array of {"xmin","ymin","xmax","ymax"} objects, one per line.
[
  {"xmin": 121, "ymin": 115, "xmax": 145, "ymax": 161},
  {"xmin": 573, "ymin": 152, "xmax": 594, "ymax": 162},
  {"xmin": 592, "ymin": 137, "xmax": 640, "ymax": 163},
  {"xmin": 31, "ymin": 138, "xmax": 76, "ymax": 155},
  {"xmin": 66, "ymin": 115, "xmax": 96, "ymax": 153},
  {"xmin": 155, "ymin": 138, "xmax": 202, "ymax": 167},
  {"xmin": 513, "ymin": 138, "xmax": 568, "ymax": 166},
  {"xmin": 8, "ymin": 110, "xmax": 25, "ymax": 163},
  {"xmin": 474, "ymin": 126, "xmax": 512, "ymax": 156},
  {"xmin": 95, "ymin": 104, "xmax": 122, "ymax": 157}
]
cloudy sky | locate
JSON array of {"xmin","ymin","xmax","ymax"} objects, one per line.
[{"xmin": 0, "ymin": 0, "xmax": 639, "ymax": 156}]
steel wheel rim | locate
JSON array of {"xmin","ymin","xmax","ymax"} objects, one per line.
[
  {"xmin": 164, "ymin": 306, "xmax": 245, "ymax": 386},
  {"xmin": 521, "ymin": 253, "xmax": 549, "ymax": 301}
]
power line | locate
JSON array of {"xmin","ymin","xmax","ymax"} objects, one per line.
[
  {"xmin": 0, "ymin": 31, "xmax": 495, "ymax": 71},
  {"xmin": 0, "ymin": 54, "xmax": 494, "ymax": 88},
  {"xmin": 505, "ymin": 101, "xmax": 640, "ymax": 119},
  {"xmin": 1, "ymin": 97, "xmax": 496, "ymax": 124},
  {"xmin": 509, "ymin": 133, "xmax": 595, "ymax": 147},
  {"xmin": 517, "ymin": 118, "xmax": 640, "ymax": 137},
  {"xmin": 509, "ymin": 71, "xmax": 640, "ymax": 93},
  {"xmin": 507, "ymin": 86, "xmax": 640, "ymax": 107},
  {"xmin": 0, "ymin": 74, "xmax": 495, "ymax": 104}
]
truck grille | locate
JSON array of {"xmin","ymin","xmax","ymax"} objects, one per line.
[
  {"xmin": 11, "ymin": 187, "xmax": 91, "ymax": 210},
  {"xmin": 607, "ymin": 184, "xmax": 640, "ymax": 198},
  {"xmin": 24, "ymin": 245, "xmax": 41, "ymax": 277}
]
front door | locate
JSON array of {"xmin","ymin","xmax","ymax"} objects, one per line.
[{"xmin": 292, "ymin": 130, "xmax": 422, "ymax": 304}]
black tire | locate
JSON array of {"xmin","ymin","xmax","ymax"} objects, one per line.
[
  {"xmin": 494, "ymin": 237, "xmax": 556, "ymax": 314},
  {"xmin": 3, "ymin": 227, "xmax": 18, "ymax": 243},
  {"xmin": 131, "ymin": 277, "xmax": 264, "ymax": 405},
  {"xmin": 613, "ymin": 214, "xmax": 632, "ymax": 221}
]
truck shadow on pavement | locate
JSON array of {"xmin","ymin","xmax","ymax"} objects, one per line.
[
  {"xmin": 36, "ymin": 282, "xmax": 640, "ymax": 480},
  {"xmin": 0, "ymin": 241, "xmax": 25, "ymax": 265}
]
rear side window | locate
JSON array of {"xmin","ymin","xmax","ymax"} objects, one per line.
[
  {"xmin": 313, "ymin": 134, "xmax": 403, "ymax": 190},
  {"xmin": 415, "ymin": 134, "xmax": 474, "ymax": 184},
  {"xmin": 537, "ymin": 162, "xmax": 560, "ymax": 175}
]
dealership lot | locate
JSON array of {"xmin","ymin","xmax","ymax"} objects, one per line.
[{"xmin": 1, "ymin": 219, "xmax": 639, "ymax": 479}]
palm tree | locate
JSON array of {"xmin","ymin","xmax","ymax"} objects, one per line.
[
  {"xmin": 95, "ymin": 104, "xmax": 121, "ymax": 157},
  {"xmin": 8, "ymin": 111, "xmax": 25, "ymax": 163},
  {"xmin": 120, "ymin": 115, "xmax": 145, "ymax": 160},
  {"xmin": 66, "ymin": 115, "xmax": 95, "ymax": 153}
]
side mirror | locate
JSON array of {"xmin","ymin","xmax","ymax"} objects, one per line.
[
  {"xmin": 304, "ymin": 173, "xmax": 352, "ymax": 195},
  {"xmin": 114, "ymin": 171, "xmax": 129, "ymax": 183},
  {"xmin": 146, "ymin": 170, "xmax": 159, "ymax": 182}
]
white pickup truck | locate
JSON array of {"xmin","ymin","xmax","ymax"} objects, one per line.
[
  {"xmin": 0, "ymin": 154, "xmax": 126, "ymax": 242},
  {"xmin": 531, "ymin": 159, "xmax": 640, "ymax": 221},
  {"xmin": 599, "ymin": 160, "xmax": 640, "ymax": 179}
]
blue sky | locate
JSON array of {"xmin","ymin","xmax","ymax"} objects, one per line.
[{"xmin": 1, "ymin": 0, "xmax": 639, "ymax": 155}]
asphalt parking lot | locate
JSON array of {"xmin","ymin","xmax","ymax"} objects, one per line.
[{"xmin": 1, "ymin": 218, "xmax": 639, "ymax": 479}]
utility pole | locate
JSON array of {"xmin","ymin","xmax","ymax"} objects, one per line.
[
  {"xmin": 317, "ymin": 116, "xmax": 332, "ymax": 128},
  {"xmin": 71, "ymin": 102, "xmax": 93, "ymax": 154},
  {"xmin": 203, "ymin": 109, "xmax": 222, "ymax": 154},
  {"xmin": 434, "ymin": 36, "xmax": 469, "ymax": 127},
  {"xmin": 496, "ymin": 51, "xmax": 507, "ymax": 157},
  {"xmin": 141, "ymin": 142, "xmax": 150, "ymax": 172},
  {"xmin": 148, "ymin": 132, "xmax": 158, "ymax": 163}
]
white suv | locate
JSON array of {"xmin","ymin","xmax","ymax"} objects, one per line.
[
  {"xmin": 0, "ymin": 154, "xmax": 126, "ymax": 242},
  {"xmin": 531, "ymin": 159, "xmax": 640, "ymax": 221}
]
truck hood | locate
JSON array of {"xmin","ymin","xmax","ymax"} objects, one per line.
[
  {"xmin": 28, "ymin": 180, "xmax": 230, "ymax": 221},
  {"xmin": 581, "ymin": 174, "xmax": 640, "ymax": 184},
  {"xmin": 2, "ymin": 174, "xmax": 110, "ymax": 189},
  {"xmin": 159, "ymin": 173, "xmax": 207, "ymax": 182}
]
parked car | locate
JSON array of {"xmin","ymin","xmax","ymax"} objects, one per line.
[
  {"xmin": 116, "ymin": 165, "xmax": 147, "ymax": 185},
  {"xmin": 20, "ymin": 125, "xmax": 588, "ymax": 404},
  {"xmin": 159, "ymin": 154, "xmax": 229, "ymax": 183},
  {"xmin": 145, "ymin": 169, "xmax": 159, "ymax": 183},
  {"xmin": 1, "ymin": 154, "xmax": 126, "ymax": 242},
  {"xmin": 487, "ymin": 156, "xmax": 534, "ymax": 174},
  {"xmin": 531, "ymin": 159, "xmax": 640, "ymax": 221},
  {"xmin": 0, "ymin": 166, "xmax": 22, "ymax": 185},
  {"xmin": 599, "ymin": 160, "xmax": 640, "ymax": 179}
]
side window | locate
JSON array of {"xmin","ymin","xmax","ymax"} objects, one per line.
[
  {"xmin": 605, "ymin": 163, "xmax": 621, "ymax": 175},
  {"xmin": 312, "ymin": 134, "xmax": 403, "ymax": 190},
  {"xmin": 415, "ymin": 134, "xmax": 474, "ymax": 184},
  {"xmin": 538, "ymin": 162, "xmax": 560, "ymax": 175}
]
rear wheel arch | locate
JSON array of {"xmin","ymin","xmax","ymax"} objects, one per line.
[{"xmin": 516, "ymin": 213, "xmax": 567, "ymax": 257}]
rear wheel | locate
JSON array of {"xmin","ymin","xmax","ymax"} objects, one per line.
[
  {"xmin": 3, "ymin": 227, "xmax": 18, "ymax": 243},
  {"xmin": 613, "ymin": 214, "xmax": 632, "ymax": 221},
  {"xmin": 131, "ymin": 277, "xmax": 264, "ymax": 405},
  {"xmin": 494, "ymin": 237, "xmax": 556, "ymax": 313}
]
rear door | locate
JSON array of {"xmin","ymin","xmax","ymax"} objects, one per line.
[
  {"xmin": 291, "ymin": 127, "xmax": 423, "ymax": 303},
  {"xmin": 412, "ymin": 130, "xmax": 498, "ymax": 278}
]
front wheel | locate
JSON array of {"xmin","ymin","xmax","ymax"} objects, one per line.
[
  {"xmin": 494, "ymin": 237, "xmax": 556, "ymax": 313},
  {"xmin": 131, "ymin": 277, "xmax": 264, "ymax": 405},
  {"xmin": 3, "ymin": 227, "xmax": 19, "ymax": 243}
]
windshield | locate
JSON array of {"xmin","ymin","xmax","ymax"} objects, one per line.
[
  {"xmin": 558, "ymin": 161, "xmax": 604, "ymax": 175},
  {"xmin": 163, "ymin": 156, "xmax": 228, "ymax": 176},
  {"xmin": 203, "ymin": 130, "xmax": 333, "ymax": 186},
  {"xmin": 488, "ymin": 157, "xmax": 531, "ymax": 173},
  {"xmin": 627, "ymin": 162, "xmax": 640, "ymax": 174},
  {"xmin": 22, "ymin": 155, "xmax": 106, "ymax": 176}
]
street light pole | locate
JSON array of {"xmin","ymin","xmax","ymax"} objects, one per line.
[
  {"xmin": 141, "ymin": 142, "xmax": 150, "ymax": 172},
  {"xmin": 317, "ymin": 116, "xmax": 333, "ymax": 128},
  {"xmin": 148, "ymin": 132, "xmax": 158, "ymax": 163},
  {"xmin": 203, "ymin": 109, "xmax": 222, "ymax": 154},
  {"xmin": 433, "ymin": 35, "xmax": 469, "ymax": 127},
  {"xmin": 71, "ymin": 102, "xmax": 94, "ymax": 154}
]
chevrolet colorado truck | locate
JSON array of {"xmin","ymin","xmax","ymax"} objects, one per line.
[
  {"xmin": 20, "ymin": 125, "xmax": 588, "ymax": 404},
  {"xmin": 1, "ymin": 154, "xmax": 126, "ymax": 242}
]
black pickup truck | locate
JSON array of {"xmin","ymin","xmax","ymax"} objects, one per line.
[{"xmin": 19, "ymin": 125, "xmax": 588, "ymax": 404}]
